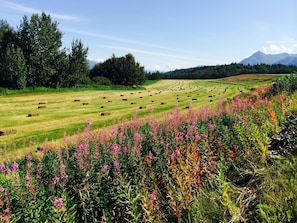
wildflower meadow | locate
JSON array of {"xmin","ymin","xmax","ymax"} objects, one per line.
[{"xmin": 1, "ymin": 75, "xmax": 297, "ymax": 222}]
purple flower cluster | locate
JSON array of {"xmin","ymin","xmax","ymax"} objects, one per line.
[
  {"xmin": 53, "ymin": 198, "xmax": 63, "ymax": 208},
  {"xmin": 11, "ymin": 162, "xmax": 19, "ymax": 171}
]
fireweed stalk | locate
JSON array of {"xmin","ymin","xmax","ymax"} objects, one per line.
[{"xmin": 0, "ymin": 91, "xmax": 294, "ymax": 222}]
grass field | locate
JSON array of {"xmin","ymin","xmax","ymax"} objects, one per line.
[{"xmin": 0, "ymin": 74, "xmax": 278, "ymax": 160}]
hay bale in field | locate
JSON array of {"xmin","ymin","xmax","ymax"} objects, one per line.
[
  {"xmin": 192, "ymin": 98, "xmax": 197, "ymax": 101},
  {"xmin": 184, "ymin": 106, "xmax": 189, "ymax": 109},
  {"xmin": 73, "ymin": 99, "xmax": 80, "ymax": 102},
  {"xmin": 82, "ymin": 102, "xmax": 89, "ymax": 105},
  {"xmin": 38, "ymin": 102, "xmax": 46, "ymax": 104},
  {"xmin": 151, "ymin": 100, "xmax": 155, "ymax": 102},
  {"xmin": 208, "ymin": 95, "xmax": 213, "ymax": 98},
  {"xmin": 38, "ymin": 105, "xmax": 46, "ymax": 109},
  {"xmin": 108, "ymin": 100, "xmax": 112, "ymax": 103},
  {"xmin": 139, "ymin": 106, "xmax": 146, "ymax": 109},
  {"xmin": 101, "ymin": 112, "xmax": 111, "ymax": 116},
  {"xmin": 0, "ymin": 129, "xmax": 17, "ymax": 136},
  {"xmin": 139, "ymin": 96, "xmax": 143, "ymax": 99},
  {"xmin": 130, "ymin": 102, "xmax": 135, "ymax": 104},
  {"xmin": 160, "ymin": 102, "xmax": 166, "ymax": 105},
  {"xmin": 122, "ymin": 98, "xmax": 128, "ymax": 101},
  {"xmin": 178, "ymin": 100, "xmax": 183, "ymax": 102},
  {"xmin": 103, "ymin": 96, "xmax": 107, "ymax": 99},
  {"xmin": 100, "ymin": 106, "xmax": 104, "ymax": 108},
  {"xmin": 120, "ymin": 94, "xmax": 124, "ymax": 97},
  {"xmin": 210, "ymin": 99, "xmax": 213, "ymax": 102},
  {"xmin": 28, "ymin": 113, "xmax": 39, "ymax": 117},
  {"xmin": 130, "ymin": 93, "xmax": 134, "ymax": 95}
]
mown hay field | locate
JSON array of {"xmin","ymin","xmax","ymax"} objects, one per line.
[{"xmin": 0, "ymin": 74, "xmax": 277, "ymax": 160}]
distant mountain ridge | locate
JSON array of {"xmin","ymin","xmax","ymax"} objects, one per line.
[{"xmin": 240, "ymin": 51, "xmax": 297, "ymax": 66}]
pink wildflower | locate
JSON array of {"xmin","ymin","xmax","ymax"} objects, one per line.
[
  {"xmin": 103, "ymin": 164, "xmax": 109, "ymax": 171},
  {"xmin": 6, "ymin": 168, "xmax": 11, "ymax": 174},
  {"xmin": 53, "ymin": 198, "xmax": 63, "ymax": 208},
  {"xmin": 51, "ymin": 177, "xmax": 59, "ymax": 185},
  {"xmin": 11, "ymin": 162, "xmax": 19, "ymax": 171},
  {"xmin": 207, "ymin": 122, "xmax": 214, "ymax": 130},
  {"xmin": 201, "ymin": 133, "xmax": 207, "ymax": 139},
  {"xmin": 122, "ymin": 146, "xmax": 128, "ymax": 152},
  {"xmin": 86, "ymin": 120, "xmax": 92, "ymax": 126},
  {"xmin": 110, "ymin": 143, "xmax": 119, "ymax": 152},
  {"xmin": 147, "ymin": 152, "xmax": 154, "ymax": 160},
  {"xmin": 0, "ymin": 164, "xmax": 5, "ymax": 169},
  {"xmin": 175, "ymin": 149, "xmax": 181, "ymax": 156},
  {"xmin": 25, "ymin": 175, "xmax": 30, "ymax": 181},
  {"xmin": 26, "ymin": 155, "xmax": 32, "ymax": 161},
  {"xmin": 149, "ymin": 191, "xmax": 157, "ymax": 203},
  {"xmin": 77, "ymin": 144, "xmax": 84, "ymax": 150}
]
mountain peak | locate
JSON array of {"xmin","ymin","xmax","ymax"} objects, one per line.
[{"xmin": 240, "ymin": 51, "xmax": 297, "ymax": 66}]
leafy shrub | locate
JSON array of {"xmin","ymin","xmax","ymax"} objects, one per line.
[{"xmin": 92, "ymin": 76, "xmax": 112, "ymax": 86}]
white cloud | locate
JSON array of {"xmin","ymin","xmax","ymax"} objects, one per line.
[
  {"xmin": 1, "ymin": 1, "xmax": 83, "ymax": 21},
  {"xmin": 87, "ymin": 57, "xmax": 104, "ymax": 63},
  {"xmin": 167, "ymin": 63, "xmax": 179, "ymax": 70},
  {"xmin": 262, "ymin": 40, "xmax": 297, "ymax": 54}
]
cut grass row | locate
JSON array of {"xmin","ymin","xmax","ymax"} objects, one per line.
[{"xmin": 0, "ymin": 75, "xmax": 279, "ymax": 161}]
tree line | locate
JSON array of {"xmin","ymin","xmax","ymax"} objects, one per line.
[
  {"xmin": 0, "ymin": 12, "xmax": 147, "ymax": 89},
  {"xmin": 162, "ymin": 63, "xmax": 297, "ymax": 79}
]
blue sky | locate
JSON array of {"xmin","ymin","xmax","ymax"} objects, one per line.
[{"xmin": 1, "ymin": 0, "xmax": 296, "ymax": 71}]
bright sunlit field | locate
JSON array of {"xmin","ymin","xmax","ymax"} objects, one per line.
[{"xmin": 0, "ymin": 74, "xmax": 278, "ymax": 160}]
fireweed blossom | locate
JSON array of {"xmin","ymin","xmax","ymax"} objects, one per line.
[
  {"xmin": 0, "ymin": 164, "xmax": 5, "ymax": 170},
  {"xmin": 103, "ymin": 164, "xmax": 109, "ymax": 171},
  {"xmin": 149, "ymin": 191, "xmax": 157, "ymax": 203},
  {"xmin": 77, "ymin": 144, "xmax": 84, "ymax": 150},
  {"xmin": 175, "ymin": 149, "xmax": 181, "ymax": 156},
  {"xmin": 207, "ymin": 122, "xmax": 215, "ymax": 130},
  {"xmin": 122, "ymin": 146, "xmax": 128, "ymax": 152},
  {"xmin": 86, "ymin": 120, "xmax": 92, "ymax": 126},
  {"xmin": 11, "ymin": 162, "xmax": 19, "ymax": 171},
  {"xmin": 110, "ymin": 143, "xmax": 119, "ymax": 152},
  {"xmin": 51, "ymin": 177, "xmax": 60, "ymax": 185},
  {"xmin": 147, "ymin": 152, "xmax": 154, "ymax": 160},
  {"xmin": 53, "ymin": 198, "xmax": 63, "ymax": 208}
]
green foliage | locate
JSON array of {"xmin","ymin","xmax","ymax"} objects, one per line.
[
  {"xmin": 91, "ymin": 76, "xmax": 112, "ymax": 86},
  {"xmin": 270, "ymin": 74, "xmax": 297, "ymax": 96},
  {"xmin": 0, "ymin": 13, "xmax": 89, "ymax": 89},
  {"xmin": 89, "ymin": 54, "xmax": 146, "ymax": 86}
]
